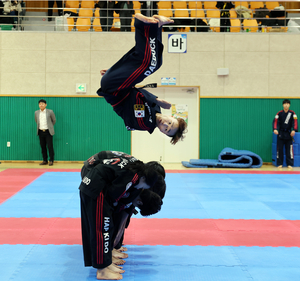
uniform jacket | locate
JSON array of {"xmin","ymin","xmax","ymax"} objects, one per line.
[
  {"xmin": 273, "ymin": 109, "xmax": 298, "ymax": 139},
  {"xmin": 96, "ymin": 18, "xmax": 163, "ymax": 134},
  {"xmin": 79, "ymin": 151, "xmax": 141, "ymax": 206},
  {"xmin": 34, "ymin": 109, "xmax": 56, "ymax": 136},
  {"xmin": 99, "ymin": 88, "xmax": 161, "ymax": 134}
]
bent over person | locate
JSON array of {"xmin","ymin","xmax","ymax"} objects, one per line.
[
  {"xmin": 79, "ymin": 151, "xmax": 164, "ymax": 280},
  {"xmin": 97, "ymin": 13, "xmax": 187, "ymax": 145}
]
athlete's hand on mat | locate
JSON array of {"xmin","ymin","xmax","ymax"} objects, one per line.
[
  {"xmin": 100, "ymin": 69, "xmax": 108, "ymax": 76},
  {"xmin": 274, "ymin": 130, "xmax": 278, "ymax": 135},
  {"xmin": 291, "ymin": 130, "xmax": 295, "ymax": 137},
  {"xmin": 156, "ymin": 98, "xmax": 172, "ymax": 109}
]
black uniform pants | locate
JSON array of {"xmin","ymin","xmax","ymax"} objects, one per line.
[
  {"xmin": 48, "ymin": 0, "xmax": 63, "ymax": 17},
  {"xmin": 80, "ymin": 191, "xmax": 114, "ymax": 269},
  {"xmin": 99, "ymin": 17, "xmax": 163, "ymax": 99},
  {"xmin": 277, "ymin": 136, "xmax": 294, "ymax": 166},
  {"xmin": 38, "ymin": 129, "xmax": 54, "ymax": 162},
  {"xmin": 112, "ymin": 210, "xmax": 133, "ymax": 250}
]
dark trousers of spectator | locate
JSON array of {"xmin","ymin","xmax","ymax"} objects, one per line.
[
  {"xmin": 48, "ymin": 0, "xmax": 63, "ymax": 19},
  {"xmin": 0, "ymin": 12, "xmax": 15, "ymax": 25},
  {"xmin": 277, "ymin": 137, "xmax": 294, "ymax": 166},
  {"xmin": 190, "ymin": 19, "xmax": 209, "ymax": 32},
  {"xmin": 100, "ymin": 8, "xmax": 114, "ymax": 31},
  {"xmin": 174, "ymin": 18, "xmax": 194, "ymax": 31},
  {"xmin": 39, "ymin": 130, "xmax": 54, "ymax": 162},
  {"xmin": 119, "ymin": 10, "xmax": 132, "ymax": 31},
  {"xmin": 220, "ymin": 18, "xmax": 231, "ymax": 32},
  {"xmin": 140, "ymin": 1, "xmax": 157, "ymax": 16}
]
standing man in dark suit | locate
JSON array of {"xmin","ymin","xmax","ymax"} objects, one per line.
[{"xmin": 35, "ymin": 99, "xmax": 56, "ymax": 166}]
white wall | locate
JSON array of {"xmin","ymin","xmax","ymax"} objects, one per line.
[
  {"xmin": 1, "ymin": 31, "xmax": 300, "ymax": 97},
  {"xmin": 131, "ymin": 86, "xmax": 199, "ymax": 163}
]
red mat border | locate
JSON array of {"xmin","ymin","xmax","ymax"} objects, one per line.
[
  {"xmin": 0, "ymin": 168, "xmax": 81, "ymax": 173},
  {"xmin": 125, "ymin": 218, "xmax": 300, "ymax": 247},
  {"xmin": 0, "ymin": 169, "xmax": 46, "ymax": 204},
  {"xmin": 1, "ymin": 218, "xmax": 300, "ymax": 247}
]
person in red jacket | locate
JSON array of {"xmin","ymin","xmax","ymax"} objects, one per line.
[{"xmin": 273, "ymin": 99, "xmax": 298, "ymax": 168}]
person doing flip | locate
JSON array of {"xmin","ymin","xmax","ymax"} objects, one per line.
[{"xmin": 97, "ymin": 13, "xmax": 187, "ymax": 145}]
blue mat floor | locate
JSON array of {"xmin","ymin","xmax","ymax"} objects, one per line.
[
  {"xmin": 1, "ymin": 245, "xmax": 300, "ymax": 281},
  {"xmin": 1, "ymin": 171, "xmax": 300, "ymax": 280},
  {"xmin": 1, "ymin": 173, "xmax": 300, "ymax": 219}
]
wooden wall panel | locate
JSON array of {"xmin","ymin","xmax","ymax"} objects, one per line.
[
  {"xmin": 24, "ymin": 0, "xmax": 61, "ymax": 12},
  {"xmin": 280, "ymin": 1, "xmax": 300, "ymax": 13}
]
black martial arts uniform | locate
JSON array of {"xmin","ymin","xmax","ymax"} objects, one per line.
[
  {"xmin": 273, "ymin": 110, "xmax": 298, "ymax": 166},
  {"xmin": 97, "ymin": 17, "xmax": 163, "ymax": 134},
  {"xmin": 79, "ymin": 151, "xmax": 142, "ymax": 269}
]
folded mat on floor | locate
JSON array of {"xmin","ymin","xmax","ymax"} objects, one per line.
[{"xmin": 182, "ymin": 147, "xmax": 263, "ymax": 168}]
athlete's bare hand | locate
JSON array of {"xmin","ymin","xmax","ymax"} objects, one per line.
[
  {"xmin": 291, "ymin": 130, "xmax": 295, "ymax": 137},
  {"xmin": 100, "ymin": 69, "xmax": 108, "ymax": 76},
  {"xmin": 156, "ymin": 98, "xmax": 172, "ymax": 109},
  {"xmin": 274, "ymin": 130, "xmax": 278, "ymax": 135}
]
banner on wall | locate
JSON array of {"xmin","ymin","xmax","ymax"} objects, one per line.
[
  {"xmin": 171, "ymin": 104, "xmax": 188, "ymax": 125},
  {"xmin": 161, "ymin": 77, "xmax": 177, "ymax": 85}
]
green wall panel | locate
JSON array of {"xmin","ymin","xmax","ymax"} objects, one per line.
[
  {"xmin": 200, "ymin": 98, "xmax": 300, "ymax": 162},
  {"xmin": 2, "ymin": 96, "xmax": 299, "ymax": 163},
  {"xmin": 0, "ymin": 96, "xmax": 131, "ymax": 161}
]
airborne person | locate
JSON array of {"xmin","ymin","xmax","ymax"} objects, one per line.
[{"xmin": 97, "ymin": 13, "xmax": 187, "ymax": 145}]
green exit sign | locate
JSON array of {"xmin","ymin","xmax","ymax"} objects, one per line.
[{"xmin": 76, "ymin": 83, "xmax": 87, "ymax": 93}]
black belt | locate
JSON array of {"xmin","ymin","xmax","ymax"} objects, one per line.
[{"xmin": 39, "ymin": 129, "xmax": 48, "ymax": 132}]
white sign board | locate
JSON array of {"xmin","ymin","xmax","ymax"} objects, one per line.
[
  {"xmin": 168, "ymin": 34, "xmax": 187, "ymax": 53},
  {"xmin": 161, "ymin": 77, "xmax": 177, "ymax": 85},
  {"xmin": 76, "ymin": 83, "xmax": 87, "ymax": 93}
]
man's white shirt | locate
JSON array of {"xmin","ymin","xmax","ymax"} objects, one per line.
[{"xmin": 39, "ymin": 109, "xmax": 48, "ymax": 130}]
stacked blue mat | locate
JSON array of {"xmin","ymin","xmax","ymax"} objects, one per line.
[
  {"xmin": 182, "ymin": 147, "xmax": 263, "ymax": 168},
  {"xmin": 272, "ymin": 132, "xmax": 300, "ymax": 167}
]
